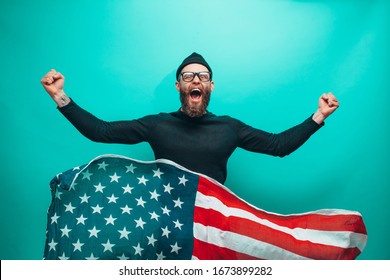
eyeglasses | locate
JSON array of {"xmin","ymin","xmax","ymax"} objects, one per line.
[{"xmin": 180, "ymin": 71, "xmax": 212, "ymax": 82}]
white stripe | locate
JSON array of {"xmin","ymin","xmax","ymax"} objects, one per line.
[
  {"xmin": 195, "ymin": 192, "xmax": 367, "ymax": 251},
  {"xmin": 193, "ymin": 223, "xmax": 310, "ymax": 260}
]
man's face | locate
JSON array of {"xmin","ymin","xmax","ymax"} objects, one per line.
[{"xmin": 176, "ymin": 63, "xmax": 214, "ymax": 118}]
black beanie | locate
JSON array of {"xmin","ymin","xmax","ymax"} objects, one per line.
[{"xmin": 176, "ymin": 52, "xmax": 212, "ymax": 81}]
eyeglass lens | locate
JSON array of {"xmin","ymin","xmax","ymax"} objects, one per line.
[{"xmin": 181, "ymin": 72, "xmax": 210, "ymax": 82}]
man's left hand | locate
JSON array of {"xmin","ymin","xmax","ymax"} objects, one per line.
[{"xmin": 312, "ymin": 92, "xmax": 340, "ymax": 124}]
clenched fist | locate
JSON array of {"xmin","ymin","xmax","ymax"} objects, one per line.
[
  {"xmin": 312, "ymin": 92, "xmax": 340, "ymax": 124},
  {"xmin": 41, "ymin": 69, "xmax": 65, "ymax": 97},
  {"xmin": 41, "ymin": 69, "xmax": 70, "ymax": 107}
]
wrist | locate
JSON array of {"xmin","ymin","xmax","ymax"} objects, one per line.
[
  {"xmin": 53, "ymin": 90, "xmax": 70, "ymax": 107},
  {"xmin": 312, "ymin": 110, "xmax": 325, "ymax": 125}
]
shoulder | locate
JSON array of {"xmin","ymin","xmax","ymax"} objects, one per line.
[
  {"xmin": 209, "ymin": 113, "xmax": 246, "ymax": 126},
  {"xmin": 206, "ymin": 113, "xmax": 250, "ymax": 134},
  {"xmin": 136, "ymin": 112, "xmax": 181, "ymax": 124}
]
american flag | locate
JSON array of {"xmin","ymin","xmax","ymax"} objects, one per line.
[{"xmin": 44, "ymin": 154, "xmax": 367, "ymax": 260}]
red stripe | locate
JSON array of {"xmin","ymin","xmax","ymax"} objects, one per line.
[
  {"xmin": 192, "ymin": 238, "xmax": 263, "ymax": 260},
  {"xmin": 194, "ymin": 207, "xmax": 362, "ymax": 260},
  {"xmin": 198, "ymin": 177, "xmax": 367, "ymax": 234}
]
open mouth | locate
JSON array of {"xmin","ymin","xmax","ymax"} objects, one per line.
[{"xmin": 190, "ymin": 89, "xmax": 202, "ymax": 102}]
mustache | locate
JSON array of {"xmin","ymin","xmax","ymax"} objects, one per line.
[{"xmin": 188, "ymin": 87, "xmax": 203, "ymax": 94}]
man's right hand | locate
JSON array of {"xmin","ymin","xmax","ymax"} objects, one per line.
[{"xmin": 41, "ymin": 69, "xmax": 70, "ymax": 107}]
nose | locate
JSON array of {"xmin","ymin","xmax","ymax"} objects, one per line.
[{"xmin": 192, "ymin": 74, "xmax": 201, "ymax": 83}]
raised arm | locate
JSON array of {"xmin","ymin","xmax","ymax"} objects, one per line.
[
  {"xmin": 40, "ymin": 69, "xmax": 148, "ymax": 144},
  {"xmin": 238, "ymin": 92, "xmax": 339, "ymax": 157}
]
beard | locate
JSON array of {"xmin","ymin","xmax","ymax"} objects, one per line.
[{"xmin": 179, "ymin": 88, "xmax": 211, "ymax": 118}]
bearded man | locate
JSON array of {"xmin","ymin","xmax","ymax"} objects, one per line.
[{"xmin": 41, "ymin": 52, "xmax": 339, "ymax": 184}]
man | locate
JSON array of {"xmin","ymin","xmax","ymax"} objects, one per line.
[{"xmin": 41, "ymin": 52, "xmax": 339, "ymax": 184}]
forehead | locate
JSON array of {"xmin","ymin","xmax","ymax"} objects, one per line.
[{"xmin": 181, "ymin": 63, "xmax": 209, "ymax": 72}]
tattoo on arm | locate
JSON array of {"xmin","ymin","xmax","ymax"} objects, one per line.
[{"xmin": 55, "ymin": 91, "xmax": 71, "ymax": 107}]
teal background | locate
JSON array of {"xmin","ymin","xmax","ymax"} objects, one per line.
[{"xmin": 1, "ymin": 0, "xmax": 389, "ymax": 260}]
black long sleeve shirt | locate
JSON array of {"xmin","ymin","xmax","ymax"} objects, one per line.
[{"xmin": 59, "ymin": 100, "xmax": 323, "ymax": 184}]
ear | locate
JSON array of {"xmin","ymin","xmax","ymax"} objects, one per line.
[
  {"xmin": 210, "ymin": 81, "xmax": 215, "ymax": 92},
  {"xmin": 175, "ymin": 81, "xmax": 180, "ymax": 92}
]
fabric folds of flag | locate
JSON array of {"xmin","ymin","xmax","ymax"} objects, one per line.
[{"xmin": 43, "ymin": 154, "xmax": 367, "ymax": 260}]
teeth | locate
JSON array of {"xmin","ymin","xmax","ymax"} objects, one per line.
[{"xmin": 191, "ymin": 89, "xmax": 201, "ymax": 94}]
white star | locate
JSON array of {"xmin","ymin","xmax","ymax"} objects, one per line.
[
  {"xmin": 69, "ymin": 182, "xmax": 77, "ymax": 191},
  {"xmin": 117, "ymin": 253, "xmax": 129, "ymax": 260},
  {"xmin": 58, "ymin": 252, "xmax": 69, "ymax": 260},
  {"xmin": 134, "ymin": 217, "xmax": 146, "ymax": 229},
  {"xmin": 149, "ymin": 190, "xmax": 160, "ymax": 201},
  {"xmin": 85, "ymin": 253, "xmax": 99, "ymax": 260},
  {"xmin": 178, "ymin": 175, "xmax": 188, "ymax": 186},
  {"xmin": 135, "ymin": 196, "xmax": 146, "ymax": 207},
  {"xmin": 137, "ymin": 175, "xmax": 149, "ymax": 185},
  {"xmin": 55, "ymin": 190, "xmax": 63, "ymax": 199},
  {"xmin": 73, "ymin": 166, "xmax": 80, "ymax": 171},
  {"xmin": 120, "ymin": 205, "xmax": 133, "ymax": 215},
  {"xmin": 161, "ymin": 226, "xmax": 171, "ymax": 238},
  {"xmin": 104, "ymin": 214, "xmax": 117, "ymax": 225},
  {"xmin": 156, "ymin": 251, "xmax": 166, "ymax": 260},
  {"xmin": 64, "ymin": 202, "xmax": 76, "ymax": 213},
  {"xmin": 79, "ymin": 193, "xmax": 90, "ymax": 203},
  {"xmin": 102, "ymin": 239, "xmax": 115, "ymax": 252},
  {"xmin": 88, "ymin": 226, "xmax": 101, "ymax": 238},
  {"xmin": 125, "ymin": 164, "xmax": 136, "ymax": 173},
  {"xmin": 48, "ymin": 238, "xmax": 58, "ymax": 251},
  {"xmin": 81, "ymin": 169, "xmax": 93, "ymax": 180},
  {"xmin": 161, "ymin": 206, "xmax": 171, "ymax": 216},
  {"xmin": 170, "ymin": 242, "xmax": 182, "ymax": 254},
  {"xmin": 94, "ymin": 182, "xmax": 106, "ymax": 193},
  {"xmin": 149, "ymin": 211, "xmax": 160, "ymax": 221},
  {"xmin": 147, "ymin": 234, "xmax": 157, "ymax": 246},
  {"xmin": 109, "ymin": 172, "xmax": 121, "ymax": 183},
  {"xmin": 91, "ymin": 204, "xmax": 104, "ymax": 214},
  {"xmin": 60, "ymin": 225, "xmax": 72, "ymax": 237},
  {"xmin": 76, "ymin": 214, "xmax": 88, "ymax": 225},
  {"xmin": 51, "ymin": 213, "xmax": 60, "ymax": 224},
  {"xmin": 152, "ymin": 168, "xmax": 164, "ymax": 179},
  {"xmin": 72, "ymin": 239, "xmax": 84, "ymax": 252},
  {"xmin": 163, "ymin": 183, "xmax": 173, "ymax": 194},
  {"xmin": 97, "ymin": 161, "xmax": 109, "ymax": 170},
  {"xmin": 107, "ymin": 194, "xmax": 119, "ymax": 204},
  {"xmin": 118, "ymin": 227, "xmax": 131, "ymax": 239},
  {"xmin": 173, "ymin": 219, "xmax": 184, "ymax": 230},
  {"xmin": 133, "ymin": 243, "xmax": 144, "ymax": 256},
  {"xmin": 122, "ymin": 184, "xmax": 134, "ymax": 194},
  {"xmin": 173, "ymin": 197, "xmax": 184, "ymax": 208}
]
